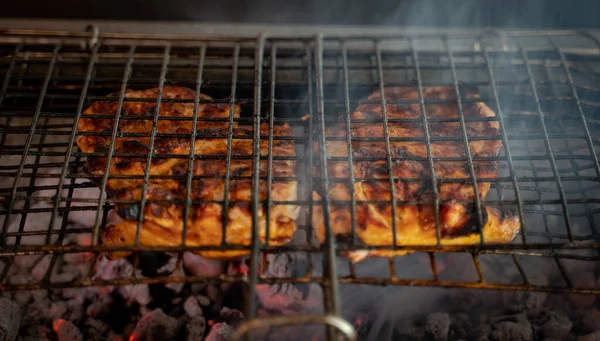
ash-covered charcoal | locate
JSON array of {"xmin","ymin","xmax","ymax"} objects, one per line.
[
  {"xmin": 425, "ymin": 312, "xmax": 451, "ymax": 341},
  {"xmin": 0, "ymin": 298, "xmax": 20, "ymax": 341},
  {"xmin": 183, "ymin": 297, "xmax": 202, "ymax": 318},
  {"xmin": 471, "ymin": 323, "xmax": 492, "ymax": 341},
  {"xmin": 490, "ymin": 312, "xmax": 533, "ymax": 341},
  {"xmin": 130, "ymin": 308, "xmax": 182, "ymax": 341},
  {"xmin": 182, "ymin": 252, "xmax": 224, "ymax": 278},
  {"xmin": 83, "ymin": 318, "xmax": 111, "ymax": 341},
  {"xmin": 185, "ymin": 315, "xmax": 206, "ymax": 341},
  {"xmin": 449, "ymin": 312, "xmax": 472, "ymax": 340},
  {"xmin": 197, "ymin": 295, "xmax": 211, "ymax": 307},
  {"xmin": 204, "ymin": 322, "xmax": 234, "ymax": 341},
  {"xmin": 52, "ymin": 319, "xmax": 83, "ymax": 341},
  {"xmin": 539, "ymin": 311, "xmax": 572, "ymax": 341}
]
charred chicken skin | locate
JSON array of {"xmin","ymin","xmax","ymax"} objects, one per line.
[
  {"xmin": 77, "ymin": 86, "xmax": 299, "ymax": 259},
  {"xmin": 312, "ymin": 86, "xmax": 520, "ymax": 262}
]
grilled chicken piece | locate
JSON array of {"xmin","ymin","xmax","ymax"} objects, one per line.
[
  {"xmin": 312, "ymin": 86, "xmax": 520, "ymax": 262},
  {"xmin": 77, "ymin": 86, "xmax": 300, "ymax": 259}
]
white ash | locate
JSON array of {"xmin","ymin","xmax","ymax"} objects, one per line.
[
  {"xmin": 183, "ymin": 297, "xmax": 202, "ymax": 318},
  {"xmin": 0, "ymin": 298, "xmax": 20, "ymax": 341},
  {"xmin": 425, "ymin": 312, "xmax": 450, "ymax": 341},
  {"xmin": 185, "ymin": 315, "xmax": 206, "ymax": 341},
  {"xmin": 130, "ymin": 308, "xmax": 182, "ymax": 341}
]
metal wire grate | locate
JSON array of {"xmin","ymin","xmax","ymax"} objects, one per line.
[{"xmin": 0, "ymin": 26, "xmax": 599, "ymax": 340}]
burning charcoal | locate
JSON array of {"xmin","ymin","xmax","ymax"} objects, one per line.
[
  {"xmin": 425, "ymin": 312, "xmax": 451, "ymax": 341},
  {"xmin": 578, "ymin": 331, "xmax": 600, "ymax": 341},
  {"xmin": 52, "ymin": 319, "xmax": 82, "ymax": 341},
  {"xmin": 582, "ymin": 309, "xmax": 600, "ymax": 333},
  {"xmin": 196, "ymin": 295, "xmax": 211, "ymax": 307},
  {"xmin": 490, "ymin": 313, "xmax": 533, "ymax": 341},
  {"xmin": 204, "ymin": 322, "xmax": 234, "ymax": 341},
  {"xmin": 123, "ymin": 323, "xmax": 135, "ymax": 339},
  {"xmin": 119, "ymin": 284, "xmax": 151, "ymax": 306},
  {"xmin": 185, "ymin": 315, "xmax": 206, "ymax": 341},
  {"xmin": 0, "ymin": 298, "xmax": 20, "ymax": 341},
  {"xmin": 539, "ymin": 311, "xmax": 572, "ymax": 341},
  {"xmin": 64, "ymin": 304, "xmax": 85, "ymax": 326},
  {"xmin": 45, "ymin": 302, "xmax": 68, "ymax": 321},
  {"xmin": 86, "ymin": 302, "xmax": 108, "ymax": 318},
  {"xmin": 183, "ymin": 252, "xmax": 223, "ymax": 277},
  {"xmin": 183, "ymin": 297, "xmax": 203, "ymax": 318},
  {"xmin": 131, "ymin": 308, "xmax": 181, "ymax": 341},
  {"xmin": 31, "ymin": 256, "xmax": 52, "ymax": 282}
]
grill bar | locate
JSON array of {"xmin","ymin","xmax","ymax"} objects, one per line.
[
  {"xmin": 1, "ymin": 26, "xmax": 600, "ymax": 339},
  {"xmin": 315, "ymin": 33, "xmax": 342, "ymax": 340},
  {"xmin": 482, "ymin": 46, "xmax": 528, "ymax": 244},
  {"xmin": 1, "ymin": 44, "xmax": 60, "ymax": 244},
  {"xmin": 221, "ymin": 43, "xmax": 241, "ymax": 246},
  {"xmin": 410, "ymin": 38, "xmax": 442, "ymax": 245},
  {"xmin": 90, "ymin": 45, "xmax": 135, "ymax": 245},
  {"xmin": 444, "ymin": 36, "xmax": 487, "ymax": 243},
  {"xmin": 516, "ymin": 40, "xmax": 575, "ymax": 241},
  {"xmin": 245, "ymin": 33, "xmax": 266, "ymax": 333}
]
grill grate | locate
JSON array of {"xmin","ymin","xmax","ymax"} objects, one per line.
[{"xmin": 0, "ymin": 27, "xmax": 599, "ymax": 340}]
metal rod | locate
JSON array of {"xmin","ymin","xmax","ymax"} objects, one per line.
[
  {"xmin": 134, "ymin": 45, "xmax": 171, "ymax": 246},
  {"xmin": 244, "ymin": 34, "xmax": 266, "ymax": 331},
  {"xmin": 513, "ymin": 39, "xmax": 574, "ymax": 242},
  {"xmin": 46, "ymin": 41, "xmax": 100, "ymax": 245},
  {"xmin": 443, "ymin": 37, "xmax": 486, "ymax": 243},
  {"xmin": 314, "ymin": 33, "xmax": 343, "ymax": 340},
  {"xmin": 181, "ymin": 45, "xmax": 207, "ymax": 247},
  {"xmin": 374, "ymin": 41, "xmax": 399, "ymax": 248},
  {"xmin": 340, "ymin": 41, "xmax": 358, "ymax": 246},
  {"xmin": 265, "ymin": 42, "xmax": 277, "ymax": 247},
  {"xmin": 90, "ymin": 45, "xmax": 136, "ymax": 245},
  {"xmin": 221, "ymin": 43, "xmax": 241, "ymax": 246},
  {"xmin": 409, "ymin": 38, "xmax": 441, "ymax": 245},
  {"xmin": 232, "ymin": 315, "xmax": 357, "ymax": 341},
  {"xmin": 1, "ymin": 44, "xmax": 60, "ymax": 245},
  {"xmin": 481, "ymin": 46, "xmax": 528, "ymax": 244}
]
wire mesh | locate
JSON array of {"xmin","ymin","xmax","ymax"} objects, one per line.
[{"xmin": 0, "ymin": 26, "xmax": 599, "ymax": 339}]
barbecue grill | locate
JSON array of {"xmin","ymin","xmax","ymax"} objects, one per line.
[{"xmin": 0, "ymin": 22, "xmax": 599, "ymax": 341}]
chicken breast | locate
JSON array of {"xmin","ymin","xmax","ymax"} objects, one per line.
[
  {"xmin": 312, "ymin": 86, "xmax": 521, "ymax": 262},
  {"xmin": 77, "ymin": 86, "xmax": 300, "ymax": 259}
]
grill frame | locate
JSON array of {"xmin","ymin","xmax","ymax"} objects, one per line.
[{"xmin": 0, "ymin": 25, "xmax": 599, "ymax": 340}]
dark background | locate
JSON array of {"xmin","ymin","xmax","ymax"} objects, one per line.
[{"xmin": 1, "ymin": 0, "xmax": 600, "ymax": 29}]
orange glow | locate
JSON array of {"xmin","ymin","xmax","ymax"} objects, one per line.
[
  {"xmin": 52, "ymin": 319, "xmax": 68, "ymax": 334},
  {"xmin": 129, "ymin": 332, "xmax": 141, "ymax": 341}
]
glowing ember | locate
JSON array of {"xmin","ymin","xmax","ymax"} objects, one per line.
[{"xmin": 53, "ymin": 318, "xmax": 83, "ymax": 341}]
